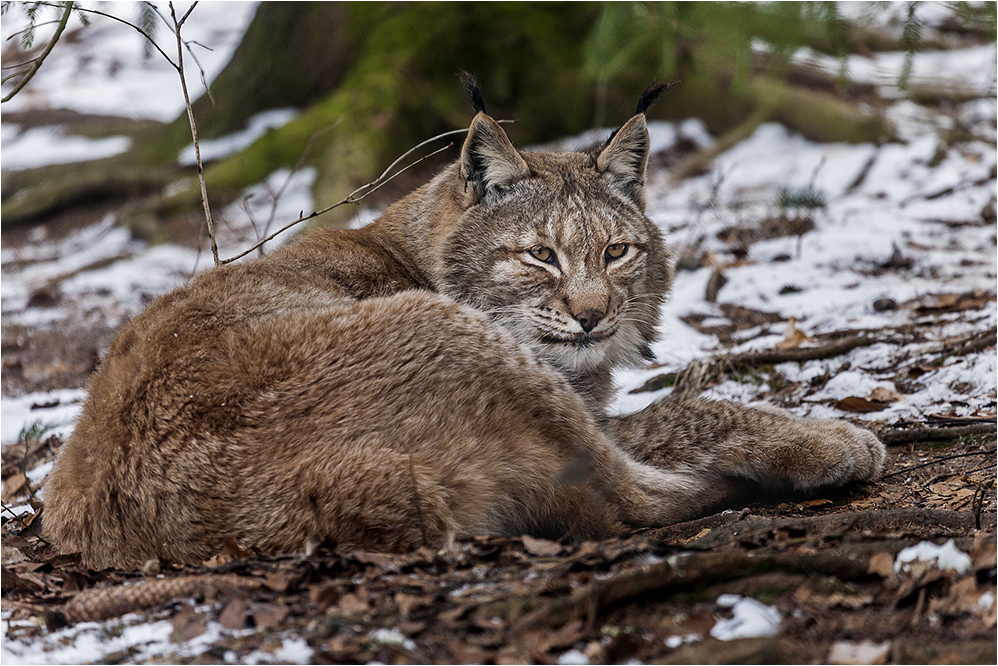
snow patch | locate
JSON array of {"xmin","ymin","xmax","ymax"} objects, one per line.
[
  {"xmin": 1, "ymin": 389, "xmax": 86, "ymax": 446},
  {"xmin": 1, "ymin": 125, "xmax": 131, "ymax": 171},
  {"xmin": 558, "ymin": 648, "xmax": 590, "ymax": 665},
  {"xmin": 178, "ymin": 108, "xmax": 298, "ymax": 165},
  {"xmin": 894, "ymin": 539, "xmax": 973, "ymax": 575},
  {"xmin": 709, "ymin": 594, "xmax": 782, "ymax": 641}
]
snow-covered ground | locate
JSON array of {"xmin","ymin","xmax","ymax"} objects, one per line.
[{"xmin": 2, "ymin": 2, "xmax": 996, "ymax": 663}]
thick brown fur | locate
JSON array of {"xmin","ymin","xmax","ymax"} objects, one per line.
[{"xmin": 44, "ymin": 86, "xmax": 885, "ymax": 570}]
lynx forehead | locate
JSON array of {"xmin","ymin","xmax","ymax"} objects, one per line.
[{"xmin": 42, "ymin": 75, "xmax": 884, "ymax": 570}]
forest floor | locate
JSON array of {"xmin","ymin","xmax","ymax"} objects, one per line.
[{"xmin": 2, "ymin": 4, "xmax": 997, "ymax": 665}]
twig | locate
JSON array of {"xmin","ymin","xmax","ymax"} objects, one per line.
[
  {"xmin": 34, "ymin": 1, "xmax": 176, "ymax": 66},
  {"xmin": 0, "ymin": 501, "xmax": 49, "ymax": 544},
  {"xmin": 1, "ymin": 1, "xmax": 72, "ymax": 103},
  {"xmin": 168, "ymin": 1, "xmax": 218, "ymax": 266},
  {"xmin": 218, "ymin": 120, "xmax": 514, "ymax": 265},
  {"xmin": 631, "ymin": 335, "xmax": 879, "ymax": 394},
  {"xmin": 2, "ymin": 56, "xmax": 42, "ymax": 70},
  {"xmin": 879, "ymin": 422, "xmax": 997, "ymax": 446},
  {"xmin": 219, "ymin": 140, "xmax": 454, "ymax": 265},
  {"xmin": 880, "ymin": 447, "xmax": 997, "ymax": 479},
  {"xmin": 257, "ymin": 132, "xmax": 320, "ymax": 255}
]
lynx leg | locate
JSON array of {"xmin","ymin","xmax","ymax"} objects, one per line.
[{"xmin": 606, "ymin": 396, "xmax": 886, "ymax": 492}]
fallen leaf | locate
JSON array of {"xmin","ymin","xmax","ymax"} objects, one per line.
[
  {"xmin": 868, "ymin": 552, "xmax": 894, "ymax": 578},
  {"xmin": 835, "ymin": 396, "xmax": 888, "ymax": 413},
  {"xmin": 338, "ymin": 588, "xmax": 369, "ymax": 613},
  {"xmin": 775, "ymin": 317, "xmax": 814, "ymax": 350},
  {"xmin": 171, "ymin": 605, "xmax": 206, "ymax": 643},
  {"xmin": 521, "ymin": 535, "xmax": 564, "ymax": 557},
  {"xmin": 218, "ymin": 597, "xmax": 248, "ymax": 630},
  {"xmin": 868, "ymin": 386, "xmax": 902, "ymax": 403},
  {"xmin": 2, "ymin": 473, "xmax": 27, "ymax": 502},
  {"xmin": 395, "ymin": 592, "xmax": 429, "ymax": 616},
  {"xmin": 204, "ymin": 536, "xmax": 254, "ymax": 568},
  {"xmin": 800, "ymin": 498, "xmax": 832, "ymax": 507},
  {"xmin": 251, "ymin": 602, "xmax": 289, "ymax": 629},
  {"xmin": 262, "ymin": 571, "xmax": 289, "ymax": 593}
]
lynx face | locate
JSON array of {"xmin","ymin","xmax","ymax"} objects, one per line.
[{"xmin": 439, "ymin": 151, "xmax": 672, "ymax": 375}]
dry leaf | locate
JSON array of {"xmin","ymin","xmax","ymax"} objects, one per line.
[
  {"xmin": 775, "ymin": 317, "xmax": 814, "ymax": 350},
  {"xmin": 2, "ymin": 473, "xmax": 27, "ymax": 503},
  {"xmin": 218, "ymin": 597, "xmax": 248, "ymax": 630},
  {"xmin": 868, "ymin": 552, "xmax": 894, "ymax": 578},
  {"xmin": 868, "ymin": 386, "xmax": 902, "ymax": 403},
  {"xmin": 171, "ymin": 605, "xmax": 206, "ymax": 643},
  {"xmin": 835, "ymin": 396, "xmax": 888, "ymax": 413},
  {"xmin": 251, "ymin": 602, "xmax": 290, "ymax": 629},
  {"xmin": 521, "ymin": 534, "xmax": 564, "ymax": 557},
  {"xmin": 204, "ymin": 536, "xmax": 253, "ymax": 568},
  {"xmin": 339, "ymin": 588, "xmax": 369, "ymax": 613}
]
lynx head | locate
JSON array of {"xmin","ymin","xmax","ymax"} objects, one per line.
[{"xmin": 436, "ymin": 76, "xmax": 675, "ymax": 377}]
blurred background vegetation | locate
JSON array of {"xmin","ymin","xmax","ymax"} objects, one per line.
[{"xmin": 2, "ymin": 0, "xmax": 995, "ymax": 237}]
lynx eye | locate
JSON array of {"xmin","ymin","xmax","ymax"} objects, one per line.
[
  {"xmin": 605, "ymin": 243, "xmax": 629, "ymax": 261},
  {"xmin": 528, "ymin": 246, "xmax": 558, "ymax": 265}
]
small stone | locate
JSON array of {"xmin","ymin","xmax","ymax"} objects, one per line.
[
  {"xmin": 873, "ymin": 297, "xmax": 897, "ymax": 312},
  {"xmin": 705, "ymin": 269, "xmax": 728, "ymax": 303}
]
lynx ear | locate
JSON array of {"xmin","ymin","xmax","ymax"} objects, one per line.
[
  {"xmin": 596, "ymin": 113, "xmax": 650, "ymax": 203},
  {"xmin": 460, "ymin": 113, "xmax": 529, "ymax": 202}
]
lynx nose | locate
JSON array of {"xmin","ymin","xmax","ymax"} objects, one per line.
[{"xmin": 574, "ymin": 309, "xmax": 604, "ymax": 333}]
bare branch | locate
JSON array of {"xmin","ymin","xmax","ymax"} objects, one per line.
[
  {"xmin": 32, "ymin": 0, "xmax": 177, "ymax": 68},
  {"xmin": 177, "ymin": 0, "xmax": 197, "ymax": 27},
  {"xmin": 1, "ymin": 1, "xmax": 72, "ymax": 103},
  {"xmin": 169, "ymin": 1, "xmax": 218, "ymax": 265},
  {"xmin": 0, "ymin": 501, "xmax": 49, "ymax": 544},
  {"xmin": 2, "ymin": 57, "xmax": 42, "ymax": 70},
  {"xmin": 219, "ymin": 140, "xmax": 456, "ymax": 265}
]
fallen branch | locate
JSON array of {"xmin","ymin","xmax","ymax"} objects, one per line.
[
  {"xmin": 649, "ymin": 508, "xmax": 988, "ymax": 551},
  {"xmin": 632, "ymin": 335, "xmax": 877, "ymax": 394},
  {"xmin": 512, "ymin": 520, "xmax": 990, "ymax": 634},
  {"xmin": 514, "ymin": 548, "xmax": 868, "ymax": 634},
  {"xmin": 879, "ymin": 422, "xmax": 997, "ymax": 446}
]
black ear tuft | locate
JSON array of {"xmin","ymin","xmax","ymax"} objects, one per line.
[
  {"xmin": 459, "ymin": 70, "xmax": 487, "ymax": 115},
  {"xmin": 634, "ymin": 81, "xmax": 676, "ymax": 116},
  {"xmin": 602, "ymin": 80, "xmax": 676, "ymax": 148}
]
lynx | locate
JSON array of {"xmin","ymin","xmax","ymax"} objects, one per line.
[{"xmin": 44, "ymin": 78, "xmax": 885, "ymax": 570}]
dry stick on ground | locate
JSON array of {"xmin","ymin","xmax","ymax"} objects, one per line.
[
  {"xmin": 0, "ymin": 501, "xmax": 49, "ymax": 544},
  {"xmin": 632, "ymin": 335, "xmax": 878, "ymax": 394},
  {"xmin": 651, "ymin": 507, "xmax": 988, "ymax": 551},
  {"xmin": 512, "ymin": 510, "xmax": 992, "ymax": 634},
  {"xmin": 879, "ymin": 422, "xmax": 997, "ymax": 446}
]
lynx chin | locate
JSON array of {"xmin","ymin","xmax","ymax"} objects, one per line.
[{"xmin": 45, "ymin": 75, "xmax": 885, "ymax": 570}]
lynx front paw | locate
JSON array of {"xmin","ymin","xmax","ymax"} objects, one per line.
[
  {"xmin": 836, "ymin": 421, "xmax": 886, "ymax": 482},
  {"xmin": 806, "ymin": 420, "xmax": 886, "ymax": 487}
]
